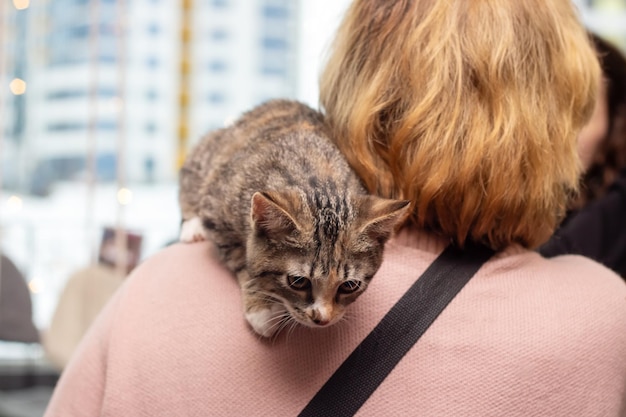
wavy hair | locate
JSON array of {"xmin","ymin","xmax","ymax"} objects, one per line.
[{"xmin": 320, "ymin": 0, "xmax": 601, "ymax": 249}]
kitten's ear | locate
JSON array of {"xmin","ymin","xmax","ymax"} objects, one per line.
[
  {"xmin": 251, "ymin": 191, "xmax": 302, "ymax": 240},
  {"xmin": 358, "ymin": 197, "xmax": 410, "ymax": 245}
]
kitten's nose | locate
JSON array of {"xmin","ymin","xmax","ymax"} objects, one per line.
[{"xmin": 310, "ymin": 305, "xmax": 333, "ymax": 326}]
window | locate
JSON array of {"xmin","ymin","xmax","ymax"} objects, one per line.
[
  {"xmin": 208, "ymin": 92, "xmax": 226, "ymax": 104},
  {"xmin": 95, "ymin": 153, "xmax": 117, "ymax": 180},
  {"xmin": 210, "ymin": 28, "xmax": 229, "ymax": 41},
  {"xmin": 260, "ymin": 52, "xmax": 288, "ymax": 77},
  {"xmin": 68, "ymin": 23, "xmax": 116, "ymax": 38},
  {"xmin": 99, "ymin": 54, "xmax": 117, "ymax": 63},
  {"xmin": 98, "ymin": 87, "xmax": 117, "ymax": 98},
  {"xmin": 146, "ymin": 89, "xmax": 158, "ymax": 101},
  {"xmin": 97, "ymin": 120, "xmax": 117, "ymax": 130},
  {"xmin": 208, "ymin": 60, "xmax": 228, "ymax": 72},
  {"xmin": 146, "ymin": 122, "xmax": 157, "ymax": 134},
  {"xmin": 99, "ymin": 23, "xmax": 116, "ymax": 36},
  {"xmin": 260, "ymin": 65, "xmax": 286, "ymax": 76},
  {"xmin": 48, "ymin": 90, "xmax": 84, "ymax": 100},
  {"xmin": 146, "ymin": 56, "xmax": 160, "ymax": 69},
  {"xmin": 148, "ymin": 22, "xmax": 160, "ymax": 35},
  {"xmin": 262, "ymin": 5, "xmax": 288, "ymax": 19},
  {"xmin": 47, "ymin": 87, "xmax": 116, "ymax": 100},
  {"xmin": 47, "ymin": 122, "xmax": 84, "ymax": 132},
  {"xmin": 47, "ymin": 120, "xmax": 117, "ymax": 132},
  {"xmin": 262, "ymin": 37, "xmax": 287, "ymax": 50},
  {"xmin": 210, "ymin": 0, "xmax": 229, "ymax": 8},
  {"xmin": 70, "ymin": 25, "xmax": 89, "ymax": 38},
  {"xmin": 144, "ymin": 157, "xmax": 155, "ymax": 182}
]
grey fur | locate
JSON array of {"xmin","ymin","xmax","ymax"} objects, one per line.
[{"xmin": 179, "ymin": 99, "xmax": 408, "ymax": 337}]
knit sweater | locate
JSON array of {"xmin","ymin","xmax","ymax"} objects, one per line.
[{"xmin": 44, "ymin": 228, "xmax": 626, "ymax": 416}]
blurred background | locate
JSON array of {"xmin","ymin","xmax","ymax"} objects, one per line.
[{"xmin": 0, "ymin": 0, "xmax": 625, "ymax": 415}]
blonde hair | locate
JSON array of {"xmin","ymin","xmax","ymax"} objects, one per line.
[{"xmin": 320, "ymin": 0, "xmax": 601, "ymax": 250}]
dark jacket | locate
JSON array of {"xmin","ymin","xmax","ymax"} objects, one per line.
[{"xmin": 540, "ymin": 172, "xmax": 626, "ymax": 278}]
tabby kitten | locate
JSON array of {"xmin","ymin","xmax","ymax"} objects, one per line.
[{"xmin": 179, "ymin": 100, "xmax": 408, "ymax": 338}]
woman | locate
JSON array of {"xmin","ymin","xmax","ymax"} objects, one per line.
[
  {"xmin": 540, "ymin": 34, "xmax": 626, "ymax": 276},
  {"xmin": 45, "ymin": 1, "xmax": 626, "ymax": 416},
  {"xmin": 577, "ymin": 34, "xmax": 626, "ymax": 207}
]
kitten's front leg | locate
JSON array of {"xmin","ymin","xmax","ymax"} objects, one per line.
[
  {"xmin": 179, "ymin": 217, "xmax": 208, "ymax": 242},
  {"xmin": 238, "ymin": 271, "xmax": 288, "ymax": 338}
]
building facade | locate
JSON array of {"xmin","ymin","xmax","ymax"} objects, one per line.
[{"xmin": 4, "ymin": 0, "xmax": 299, "ymax": 195}]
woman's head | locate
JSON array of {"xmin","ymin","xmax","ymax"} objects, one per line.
[
  {"xmin": 320, "ymin": 0, "xmax": 601, "ymax": 250},
  {"xmin": 576, "ymin": 34, "xmax": 626, "ymax": 207}
]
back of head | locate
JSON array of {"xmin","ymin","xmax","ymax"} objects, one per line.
[
  {"xmin": 592, "ymin": 34, "xmax": 626, "ymax": 130},
  {"xmin": 578, "ymin": 34, "xmax": 626, "ymax": 206},
  {"xmin": 320, "ymin": 0, "xmax": 601, "ymax": 250}
]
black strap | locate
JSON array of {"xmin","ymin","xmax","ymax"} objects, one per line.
[{"xmin": 298, "ymin": 242, "xmax": 495, "ymax": 417}]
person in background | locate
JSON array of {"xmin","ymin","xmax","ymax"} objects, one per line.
[
  {"xmin": 540, "ymin": 33, "xmax": 626, "ymax": 276},
  {"xmin": 43, "ymin": 228, "xmax": 143, "ymax": 369},
  {"xmin": 576, "ymin": 34, "xmax": 626, "ymax": 207},
  {"xmin": 45, "ymin": 1, "xmax": 626, "ymax": 416},
  {"xmin": 0, "ymin": 254, "xmax": 40, "ymax": 344}
]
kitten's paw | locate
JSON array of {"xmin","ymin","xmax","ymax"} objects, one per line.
[
  {"xmin": 180, "ymin": 217, "xmax": 208, "ymax": 243},
  {"xmin": 245, "ymin": 304, "xmax": 288, "ymax": 338}
]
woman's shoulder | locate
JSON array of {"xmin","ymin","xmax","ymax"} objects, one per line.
[
  {"xmin": 390, "ymin": 227, "xmax": 626, "ymax": 296},
  {"xmin": 128, "ymin": 242, "xmax": 236, "ymax": 291},
  {"xmin": 499, "ymin": 245, "xmax": 626, "ymax": 292},
  {"xmin": 481, "ymin": 247, "xmax": 626, "ymax": 341},
  {"xmin": 387, "ymin": 233, "xmax": 626, "ymax": 331},
  {"xmin": 370, "ymin": 236, "xmax": 626, "ymax": 416},
  {"xmin": 480, "ymin": 245, "xmax": 626, "ymax": 308},
  {"xmin": 112, "ymin": 242, "xmax": 243, "ymax": 334}
]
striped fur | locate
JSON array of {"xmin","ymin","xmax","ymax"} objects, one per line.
[{"xmin": 179, "ymin": 100, "xmax": 408, "ymax": 337}]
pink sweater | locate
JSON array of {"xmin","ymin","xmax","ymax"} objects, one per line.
[{"xmin": 45, "ymin": 228, "xmax": 626, "ymax": 416}]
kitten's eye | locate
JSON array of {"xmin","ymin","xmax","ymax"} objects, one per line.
[
  {"xmin": 287, "ymin": 275, "xmax": 311, "ymax": 290},
  {"xmin": 338, "ymin": 280, "xmax": 361, "ymax": 294}
]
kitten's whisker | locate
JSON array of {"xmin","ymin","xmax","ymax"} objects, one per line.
[
  {"xmin": 270, "ymin": 318, "xmax": 292, "ymax": 342},
  {"xmin": 342, "ymin": 308, "xmax": 356, "ymax": 321},
  {"xmin": 265, "ymin": 312, "xmax": 291, "ymax": 326},
  {"xmin": 275, "ymin": 316, "xmax": 292, "ymax": 340},
  {"xmin": 254, "ymin": 314, "xmax": 287, "ymax": 343},
  {"xmin": 282, "ymin": 316, "xmax": 298, "ymax": 343},
  {"xmin": 263, "ymin": 312, "xmax": 292, "ymax": 339},
  {"xmin": 288, "ymin": 319, "xmax": 299, "ymax": 340}
]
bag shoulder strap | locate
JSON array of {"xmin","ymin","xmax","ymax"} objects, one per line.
[{"xmin": 299, "ymin": 242, "xmax": 495, "ymax": 417}]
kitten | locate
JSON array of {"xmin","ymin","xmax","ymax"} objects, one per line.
[{"xmin": 179, "ymin": 99, "xmax": 408, "ymax": 338}]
